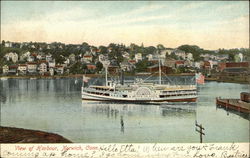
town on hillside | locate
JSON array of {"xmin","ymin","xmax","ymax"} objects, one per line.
[{"xmin": 0, "ymin": 40, "xmax": 249, "ymax": 82}]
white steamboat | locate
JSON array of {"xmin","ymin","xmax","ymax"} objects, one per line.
[{"xmin": 82, "ymin": 56, "xmax": 197, "ymax": 103}]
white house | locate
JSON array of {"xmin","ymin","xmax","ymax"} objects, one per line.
[
  {"xmin": 194, "ymin": 62, "xmax": 201, "ymax": 69},
  {"xmin": 49, "ymin": 68, "xmax": 54, "ymax": 76},
  {"xmin": 147, "ymin": 54, "xmax": 153, "ymax": 61},
  {"xmin": 20, "ymin": 51, "xmax": 31, "ymax": 61},
  {"xmin": 38, "ymin": 62, "xmax": 47, "ymax": 75},
  {"xmin": 48, "ymin": 59, "xmax": 56, "ymax": 68},
  {"xmin": 122, "ymin": 52, "xmax": 130, "ymax": 59},
  {"xmin": 69, "ymin": 54, "xmax": 76, "ymax": 62},
  {"xmin": 5, "ymin": 41, "xmax": 12, "ymax": 47},
  {"xmin": 4, "ymin": 52, "xmax": 18, "ymax": 63},
  {"xmin": 46, "ymin": 54, "xmax": 53, "ymax": 61},
  {"xmin": 174, "ymin": 49, "xmax": 186, "ymax": 59},
  {"xmin": 186, "ymin": 53, "xmax": 193, "ymax": 60},
  {"xmin": 2, "ymin": 65, "xmax": 9, "ymax": 74},
  {"xmin": 27, "ymin": 62, "xmax": 37, "ymax": 73},
  {"xmin": 27, "ymin": 56, "xmax": 35, "ymax": 62},
  {"xmin": 135, "ymin": 53, "xmax": 142, "ymax": 62},
  {"xmin": 18, "ymin": 64, "xmax": 27, "ymax": 74},
  {"xmin": 55, "ymin": 65, "xmax": 64, "ymax": 74}
]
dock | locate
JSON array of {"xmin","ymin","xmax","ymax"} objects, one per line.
[{"xmin": 216, "ymin": 98, "xmax": 250, "ymax": 114}]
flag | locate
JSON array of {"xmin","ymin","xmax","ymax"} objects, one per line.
[
  {"xmin": 83, "ymin": 75, "xmax": 90, "ymax": 83},
  {"xmin": 196, "ymin": 73, "xmax": 205, "ymax": 84}
]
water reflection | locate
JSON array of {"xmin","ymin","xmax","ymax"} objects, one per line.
[
  {"xmin": 1, "ymin": 78, "xmax": 249, "ymax": 143},
  {"xmin": 216, "ymin": 105, "xmax": 250, "ymax": 120}
]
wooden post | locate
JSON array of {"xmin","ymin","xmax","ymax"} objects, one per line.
[{"xmin": 195, "ymin": 121, "xmax": 205, "ymax": 143}]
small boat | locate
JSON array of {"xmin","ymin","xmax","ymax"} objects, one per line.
[{"xmin": 82, "ymin": 57, "xmax": 197, "ymax": 104}]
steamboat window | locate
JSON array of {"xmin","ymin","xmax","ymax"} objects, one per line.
[{"xmin": 123, "ymin": 95, "xmax": 127, "ymax": 98}]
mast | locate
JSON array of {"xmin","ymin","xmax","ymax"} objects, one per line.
[
  {"xmin": 158, "ymin": 53, "xmax": 161, "ymax": 85},
  {"xmin": 105, "ymin": 66, "xmax": 108, "ymax": 86}
]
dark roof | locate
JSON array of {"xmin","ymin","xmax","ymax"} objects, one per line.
[{"xmin": 223, "ymin": 67, "xmax": 249, "ymax": 73}]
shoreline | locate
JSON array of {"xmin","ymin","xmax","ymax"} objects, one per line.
[
  {"xmin": 0, "ymin": 126, "xmax": 72, "ymax": 143},
  {"xmin": 1, "ymin": 74, "xmax": 249, "ymax": 84}
]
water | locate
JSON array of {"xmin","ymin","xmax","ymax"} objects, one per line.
[{"xmin": 0, "ymin": 78, "xmax": 249, "ymax": 143}]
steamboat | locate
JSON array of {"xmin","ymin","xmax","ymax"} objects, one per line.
[{"xmin": 81, "ymin": 56, "xmax": 198, "ymax": 103}]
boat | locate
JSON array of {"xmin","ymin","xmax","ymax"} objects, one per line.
[{"xmin": 81, "ymin": 56, "xmax": 197, "ymax": 103}]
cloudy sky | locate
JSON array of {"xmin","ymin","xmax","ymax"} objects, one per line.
[{"xmin": 1, "ymin": 1, "xmax": 249, "ymax": 50}]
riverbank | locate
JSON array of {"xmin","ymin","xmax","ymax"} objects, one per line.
[{"xmin": 0, "ymin": 126, "xmax": 72, "ymax": 143}]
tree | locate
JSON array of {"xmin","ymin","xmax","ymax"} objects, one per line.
[{"xmin": 96, "ymin": 61, "xmax": 103, "ymax": 72}]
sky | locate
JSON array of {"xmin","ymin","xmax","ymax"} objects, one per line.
[{"xmin": 1, "ymin": 1, "xmax": 249, "ymax": 50}]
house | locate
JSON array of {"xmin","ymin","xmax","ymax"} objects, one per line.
[
  {"xmin": 8, "ymin": 65, "xmax": 18, "ymax": 75},
  {"xmin": 87, "ymin": 64, "xmax": 96, "ymax": 70},
  {"xmin": 4, "ymin": 52, "xmax": 18, "ymax": 63},
  {"xmin": 82, "ymin": 55, "xmax": 93, "ymax": 63},
  {"xmin": 218, "ymin": 62, "xmax": 249, "ymax": 72},
  {"xmin": 5, "ymin": 41, "xmax": 12, "ymax": 47},
  {"xmin": 147, "ymin": 54, "xmax": 153, "ymax": 61},
  {"xmin": 128, "ymin": 59, "xmax": 136, "ymax": 65},
  {"xmin": 48, "ymin": 59, "xmax": 56, "ymax": 68},
  {"xmin": 27, "ymin": 62, "xmax": 37, "ymax": 74},
  {"xmin": 186, "ymin": 53, "xmax": 193, "ymax": 60},
  {"xmin": 2, "ymin": 65, "xmax": 9, "ymax": 74},
  {"xmin": 18, "ymin": 64, "xmax": 27, "ymax": 74},
  {"xmin": 27, "ymin": 56, "xmax": 35, "ymax": 62},
  {"xmin": 122, "ymin": 52, "xmax": 130, "ymax": 59},
  {"xmin": 46, "ymin": 54, "xmax": 53, "ymax": 62},
  {"xmin": 194, "ymin": 62, "xmax": 201, "ymax": 69},
  {"xmin": 175, "ymin": 60, "xmax": 185, "ymax": 68},
  {"xmin": 173, "ymin": 49, "xmax": 186, "ymax": 59},
  {"xmin": 69, "ymin": 54, "xmax": 76, "ymax": 62},
  {"xmin": 55, "ymin": 65, "xmax": 64, "ymax": 75},
  {"xmin": 147, "ymin": 65, "xmax": 173, "ymax": 74},
  {"xmin": 20, "ymin": 51, "xmax": 31, "ymax": 61},
  {"xmin": 216, "ymin": 54, "xmax": 229, "ymax": 61},
  {"xmin": 203, "ymin": 61, "xmax": 211, "ymax": 70},
  {"xmin": 108, "ymin": 66, "xmax": 119, "ymax": 74},
  {"xmin": 135, "ymin": 53, "xmax": 142, "ymax": 62},
  {"xmin": 38, "ymin": 61, "xmax": 48, "ymax": 75},
  {"xmin": 49, "ymin": 68, "xmax": 54, "ymax": 76},
  {"xmin": 164, "ymin": 58, "xmax": 176, "ymax": 68}
]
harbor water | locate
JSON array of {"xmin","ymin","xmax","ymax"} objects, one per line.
[{"xmin": 0, "ymin": 77, "xmax": 249, "ymax": 143}]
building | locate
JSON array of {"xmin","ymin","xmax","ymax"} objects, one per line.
[
  {"xmin": 173, "ymin": 49, "xmax": 186, "ymax": 59},
  {"xmin": 186, "ymin": 53, "xmax": 193, "ymax": 60},
  {"xmin": 8, "ymin": 65, "xmax": 18, "ymax": 75},
  {"xmin": 48, "ymin": 59, "xmax": 56, "ymax": 68},
  {"xmin": 55, "ymin": 65, "xmax": 64, "ymax": 75},
  {"xmin": 164, "ymin": 58, "xmax": 176, "ymax": 68},
  {"xmin": 4, "ymin": 52, "xmax": 18, "ymax": 63},
  {"xmin": 49, "ymin": 68, "xmax": 54, "ymax": 76},
  {"xmin": 175, "ymin": 60, "xmax": 185, "ymax": 68},
  {"xmin": 218, "ymin": 62, "xmax": 249, "ymax": 72},
  {"xmin": 108, "ymin": 66, "xmax": 119, "ymax": 75},
  {"xmin": 135, "ymin": 53, "xmax": 142, "ymax": 62},
  {"xmin": 27, "ymin": 62, "xmax": 37, "ymax": 74},
  {"xmin": 147, "ymin": 65, "xmax": 173, "ymax": 74},
  {"xmin": 2, "ymin": 65, "xmax": 9, "ymax": 74},
  {"xmin": 38, "ymin": 61, "xmax": 48, "ymax": 75},
  {"xmin": 87, "ymin": 64, "xmax": 96, "ymax": 70},
  {"xmin": 69, "ymin": 54, "xmax": 76, "ymax": 62},
  {"xmin": 18, "ymin": 64, "xmax": 27, "ymax": 74},
  {"xmin": 5, "ymin": 41, "xmax": 12, "ymax": 47},
  {"xmin": 82, "ymin": 55, "xmax": 93, "ymax": 63}
]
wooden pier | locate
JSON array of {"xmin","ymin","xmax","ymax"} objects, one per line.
[{"xmin": 216, "ymin": 98, "xmax": 250, "ymax": 114}]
